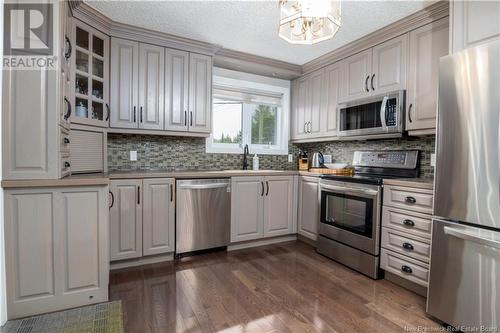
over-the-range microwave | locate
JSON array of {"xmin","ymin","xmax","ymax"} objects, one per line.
[{"xmin": 337, "ymin": 90, "xmax": 405, "ymax": 140}]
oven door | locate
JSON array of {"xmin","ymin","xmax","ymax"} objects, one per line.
[{"xmin": 319, "ymin": 181, "xmax": 381, "ymax": 255}]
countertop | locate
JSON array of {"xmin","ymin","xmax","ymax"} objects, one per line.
[
  {"xmin": 383, "ymin": 177, "xmax": 434, "ymax": 190},
  {"xmin": 1, "ymin": 173, "xmax": 110, "ymax": 189}
]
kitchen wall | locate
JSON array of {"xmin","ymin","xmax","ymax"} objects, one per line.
[{"xmin": 108, "ymin": 134, "xmax": 435, "ymax": 177}]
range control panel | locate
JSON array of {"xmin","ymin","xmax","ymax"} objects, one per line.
[{"xmin": 352, "ymin": 150, "xmax": 419, "ymax": 169}]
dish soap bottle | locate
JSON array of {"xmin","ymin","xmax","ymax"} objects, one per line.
[{"xmin": 252, "ymin": 154, "xmax": 259, "ymax": 171}]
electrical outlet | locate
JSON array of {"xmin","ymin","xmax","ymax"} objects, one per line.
[
  {"xmin": 130, "ymin": 150, "xmax": 137, "ymax": 161},
  {"xmin": 430, "ymin": 153, "xmax": 436, "ymax": 167},
  {"xmin": 288, "ymin": 154, "xmax": 293, "ymax": 163}
]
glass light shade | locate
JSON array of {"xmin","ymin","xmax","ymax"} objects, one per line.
[{"xmin": 279, "ymin": 0, "xmax": 341, "ymax": 45}]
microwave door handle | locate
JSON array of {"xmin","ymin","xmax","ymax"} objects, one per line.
[{"xmin": 380, "ymin": 96, "xmax": 388, "ymax": 130}]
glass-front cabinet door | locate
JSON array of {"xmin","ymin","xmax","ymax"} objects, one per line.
[{"xmin": 71, "ymin": 21, "xmax": 109, "ymax": 127}]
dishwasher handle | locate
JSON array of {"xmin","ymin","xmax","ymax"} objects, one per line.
[{"xmin": 177, "ymin": 183, "xmax": 229, "ymax": 190}]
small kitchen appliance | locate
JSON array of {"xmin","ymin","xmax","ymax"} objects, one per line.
[
  {"xmin": 298, "ymin": 150, "xmax": 309, "ymax": 170},
  {"xmin": 310, "ymin": 152, "xmax": 324, "ymax": 168}
]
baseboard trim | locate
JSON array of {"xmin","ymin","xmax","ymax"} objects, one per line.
[
  {"xmin": 297, "ymin": 234, "xmax": 317, "ymax": 247},
  {"xmin": 110, "ymin": 252, "xmax": 174, "ymax": 270},
  {"xmin": 227, "ymin": 235, "xmax": 297, "ymax": 251}
]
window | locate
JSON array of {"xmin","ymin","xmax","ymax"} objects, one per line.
[{"xmin": 207, "ymin": 71, "xmax": 290, "ymax": 155}]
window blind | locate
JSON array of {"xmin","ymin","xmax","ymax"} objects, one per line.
[{"xmin": 213, "ymin": 85, "xmax": 283, "ymax": 107}]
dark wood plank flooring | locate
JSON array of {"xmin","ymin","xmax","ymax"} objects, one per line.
[{"xmin": 110, "ymin": 241, "xmax": 440, "ymax": 332}]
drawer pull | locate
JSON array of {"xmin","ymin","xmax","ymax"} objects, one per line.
[
  {"xmin": 405, "ymin": 196, "xmax": 417, "ymax": 204},
  {"xmin": 401, "ymin": 265, "xmax": 413, "ymax": 274},
  {"xmin": 403, "ymin": 219, "xmax": 415, "ymax": 227},
  {"xmin": 402, "ymin": 242, "xmax": 414, "ymax": 251},
  {"xmin": 64, "ymin": 161, "xmax": 71, "ymax": 168},
  {"xmin": 63, "ymin": 137, "xmax": 70, "ymax": 144}
]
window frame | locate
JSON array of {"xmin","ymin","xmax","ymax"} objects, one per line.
[{"xmin": 206, "ymin": 71, "xmax": 290, "ymax": 155}]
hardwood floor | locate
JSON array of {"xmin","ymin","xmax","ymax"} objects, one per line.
[{"xmin": 109, "ymin": 241, "xmax": 441, "ymax": 333}]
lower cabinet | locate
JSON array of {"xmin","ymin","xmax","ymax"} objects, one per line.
[
  {"xmin": 109, "ymin": 178, "xmax": 175, "ymax": 262},
  {"xmin": 231, "ymin": 176, "xmax": 296, "ymax": 243},
  {"xmin": 4, "ymin": 185, "xmax": 109, "ymax": 319},
  {"xmin": 297, "ymin": 176, "xmax": 320, "ymax": 240}
]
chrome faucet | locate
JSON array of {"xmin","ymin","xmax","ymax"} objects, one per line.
[{"xmin": 242, "ymin": 144, "xmax": 249, "ymax": 170}]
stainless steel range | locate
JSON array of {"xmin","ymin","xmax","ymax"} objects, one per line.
[{"xmin": 317, "ymin": 150, "xmax": 420, "ymax": 279}]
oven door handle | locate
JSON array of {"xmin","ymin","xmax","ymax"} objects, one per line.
[
  {"xmin": 321, "ymin": 184, "xmax": 379, "ymax": 197},
  {"xmin": 380, "ymin": 95, "xmax": 388, "ymax": 130}
]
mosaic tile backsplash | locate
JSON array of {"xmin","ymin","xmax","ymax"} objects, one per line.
[{"xmin": 108, "ymin": 134, "xmax": 435, "ymax": 178}]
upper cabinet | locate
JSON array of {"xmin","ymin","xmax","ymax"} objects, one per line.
[
  {"xmin": 290, "ymin": 64, "xmax": 341, "ymax": 141},
  {"xmin": 341, "ymin": 35, "xmax": 408, "ymax": 102},
  {"xmin": 110, "ymin": 37, "xmax": 212, "ymax": 134},
  {"xmin": 451, "ymin": 1, "xmax": 500, "ymax": 53},
  {"xmin": 71, "ymin": 20, "xmax": 110, "ymax": 128},
  {"xmin": 406, "ymin": 18, "xmax": 449, "ymax": 134}
]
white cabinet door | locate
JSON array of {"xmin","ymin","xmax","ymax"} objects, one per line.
[
  {"xmin": 110, "ymin": 38, "xmax": 139, "ymax": 129},
  {"xmin": 407, "ymin": 18, "xmax": 449, "ymax": 133},
  {"xmin": 58, "ymin": 187, "xmax": 109, "ymax": 308},
  {"xmin": 165, "ymin": 49, "xmax": 189, "ymax": 132},
  {"xmin": 4, "ymin": 186, "xmax": 109, "ymax": 319},
  {"xmin": 188, "ymin": 53, "xmax": 212, "ymax": 133},
  {"xmin": 109, "ymin": 179, "xmax": 143, "ymax": 260},
  {"xmin": 294, "ymin": 76, "xmax": 310, "ymax": 139},
  {"xmin": 308, "ymin": 70, "xmax": 323, "ymax": 136},
  {"xmin": 342, "ymin": 49, "xmax": 372, "ymax": 102},
  {"xmin": 451, "ymin": 1, "xmax": 500, "ymax": 53},
  {"xmin": 142, "ymin": 178, "xmax": 175, "ymax": 256},
  {"xmin": 138, "ymin": 43, "xmax": 164, "ymax": 130},
  {"xmin": 372, "ymin": 34, "xmax": 408, "ymax": 94},
  {"xmin": 298, "ymin": 176, "xmax": 319, "ymax": 240},
  {"xmin": 290, "ymin": 79, "xmax": 299, "ymax": 140},
  {"xmin": 263, "ymin": 176, "xmax": 295, "ymax": 237},
  {"xmin": 321, "ymin": 62, "xmax": 342, "ymax": 136},
  {"xmin": 230, "ymin": 177, "xmax": 264, "ymax": 242}
]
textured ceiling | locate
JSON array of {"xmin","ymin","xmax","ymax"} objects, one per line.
[{"xmin": 86, "ymin": 0, "xmax": 432, "ymax": 65}]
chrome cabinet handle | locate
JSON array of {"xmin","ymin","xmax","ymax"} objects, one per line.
[
  {"xmin": 403, "ymin": 219, "xmax": 415, "ymax": 227},
  {"xmin": 365, "ymin": 76, "xmax": 370, "ymax": 92},
  {"xmin": 408, "ymin": 103, "xmax": 413, "ymax": 123},
  {"xmin": 304, "ymin": 122, "xmax": 307, "ymax": 134},
  {"xmin": 137, "ymin": 186, "xmax": 140, "ymax": 205},
  {"xmin": 402, "ymin": 242, "xmax": 414, "ymax": 251},
  {"xmin": 140, "ymin": 106, "xmax": 143, "ymax": 123},
  {"xmin": 308, "ymin": 122, "xmax": 312, "ymax": 133},
  {"xmin": 184, "ymin": 111, "xmax": 187, "ymax": 126},
  {"xmin": 64, "ymin": 161, "xmax": 71, "ymax": 168},
  {"xmin": 64, "ymin": 97, "xmax": 71, "ymax": 120},
  {"xmin": 261, "ymin": 181, "xmax": 264, "ymax": 196},
  {"xmin": 133, "ymin": 106, "xmax": 136, "ymax": 123},
  {"xmin": 109, "ymin": 191, "xmax": 114, "ymax": 209},
  {"xmin": 371, "ymin": 74, "xmax": 375, "ymax": 91},
  {"xmin": 63, "ymin": 137, "xmax": 70, "ymax": 144},
  {"xmin": 105, "ymin": 104, "xmax": 110, "ymax": 121},
  {"xmin": 64, "ymin": 36, "xmax": 72, "ymax": 59},
  {"xmin": 401, "ymin": 265, "xmax": 413, "ymax": 274},
  {"xmin": 190, "ymin": 111, "xmax": 193, "ymax": 126},
  {"xmin": 405, "ymin": 196, "xmax": 417, "ymax": 204},
  {"xmin": 266, "ymin": 181, "xmax": 269, "ymax": 196},
  {"xmin": 170, "ymin": 184, "xmax": 173, "ymax": 202}
]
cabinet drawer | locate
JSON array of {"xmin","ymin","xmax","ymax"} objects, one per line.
[
  {"xmin": 381, "ymin": 227, "xmax": 431, "ymax": 263},
  {"xmin": 380, "ymin": 248, "xmax": 429, "ymax": 287},
  {"xmin": 382, "ymin": 206, "xmax": 432, "ymax": 239},
  {"xmin": 383, "ymin": 185, "xmax": 433, "ymax": 213},
  {"xmin": 60, "ymin": 128, "xmax": 70, "ymax": 154}
]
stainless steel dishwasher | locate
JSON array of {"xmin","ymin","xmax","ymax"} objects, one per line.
[{"xmin": 176, "ymin": 179, "xmax": 231, "ymax": 255}]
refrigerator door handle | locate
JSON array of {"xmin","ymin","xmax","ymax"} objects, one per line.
[{"xmin": 444, "ymin": 226, "xmax": 500, "ymax": 249}]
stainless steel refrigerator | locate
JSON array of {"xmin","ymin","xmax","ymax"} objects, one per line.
[{"xmin": 427, "ymin": 39, "xmax": 500, "ymax": 328}]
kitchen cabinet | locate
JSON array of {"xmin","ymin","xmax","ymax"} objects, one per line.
[
  {"xmin": 451, "ymin": 0, "xmax": 500, "ymax": 53},
  {"xmin": 188, "ymin": 53, "xmax": 212, "ymax": 133},
  {"xmin": 110, "ymin": 38, "xmax": 139, "ymax": 129},
  {"xmin": 291, "ymin": 65, "xmax": 341, "ymax": 141},
  {"xmin": 138, "ymin": 44, "xmax": 165, "ymax": 130},
  {"xmin": 165, "ymin": 49, "xmax": 189, "ymax": 131},
  {"xmin": 109, "ymin": 179, "xmax": 143, "ymax": 260},
  {"xmin": 109, "ymin": 178, "xmax": 176, "ymax": 262},
  {"xmin": 110, "ymin": 37, "xmax": 212, "ymax": 134},
  {"xmin": 263, "ymin": 176, "xmax": 295, "ymax": 237},
  {"xmin": 4, "ymin": 185, "xmax": 109, "ymax": 319},
  {"xmin": 231, "ymin": 176, "xmax": 296, "ymax": 243},
  {"xmin": 142, "ymin": 178, "xmax": 175, "ymax": 256},
  {"xmin": 341, "ymin": 35, "xmax": 408, "ymax": 102},
  {"xmin": 406, "ymin": 18, "xmax": 449, "ymax": 134},
  {"xmin": 298, "ymin": 176, "xmax": 320, "ymax": 241},
  {"xmin": 2, "ymin": 1, "xmax": 71, "ymax": 180},
  {"xmin": 72, "ymin": 20, "xmax": 110, "ymax": 128}
]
